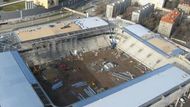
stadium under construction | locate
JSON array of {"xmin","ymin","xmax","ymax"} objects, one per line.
[{"xmin": 1, "ymin": 17, "xmax": 190, "ymax": 107}]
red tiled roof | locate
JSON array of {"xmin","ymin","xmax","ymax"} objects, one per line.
[{"xmin": 161, "ymin": 9, "xmax": 180, "ymax": 23}]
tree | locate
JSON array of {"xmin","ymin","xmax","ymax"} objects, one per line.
[{"xmin": 95, "ymin": 2, "xmax": 106, "ymax": 15}]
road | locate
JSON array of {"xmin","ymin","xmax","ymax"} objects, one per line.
[
  {"xmin": 0, "ymin": 6, "xmax": 62, "ymax": 21},
  {"xmin": 0, "ymin": 12, "xmax": 83, "ymax": 33},
  {"xmin": 0, "ymin": 0, "xmax": 91, "ymax": 21},
  {"xmin": 0, "ymin": 0, "xmax": 111, "ymax": 33}
]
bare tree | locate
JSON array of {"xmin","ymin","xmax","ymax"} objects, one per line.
[
  {"xmin": 95, "ymin": 2, "xmax": 106, "ymax": 15},
  {"xmin": 122, "ymin": 6, "xmax": 135, "ymax": 20}
]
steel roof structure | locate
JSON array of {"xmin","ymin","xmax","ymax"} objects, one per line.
[
  {"xmin": 0, "ymin": 51, "xmax": 44, "ymax": 107},
  {"xmin": 124, "ymin": 24, "xmax": 184, "ymax": 57}
]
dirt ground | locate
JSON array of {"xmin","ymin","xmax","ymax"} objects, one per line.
[{"xmin": 32, "ymin": 47, "xmax": 149, "ymax": 106}]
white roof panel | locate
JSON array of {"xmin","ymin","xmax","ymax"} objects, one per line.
[
  {"xmin": 74, "ymin": 17, "xmax": 108, "ymax": 29},
  {"xmin": 124, "ymin": 24, "xmax": 150, "ymax": 38},
  {"xmin": 73, "ymin": 64, "xmax": 190, "ymax": 107},
  {"xmin": 124, "ymin": 24, "xmax": 184, "ymax": 57},
  {"xmin": 0, "ymin": 51, "xmax": 44, "ymax": 107}
]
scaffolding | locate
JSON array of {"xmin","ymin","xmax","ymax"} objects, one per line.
[
  {"xmin": 0, "ymin": 32, "xmax": 19, "ymax": 52},
  {"xmin": 19, "ymin": 24, "xmax": 114, "ymax": 66}
]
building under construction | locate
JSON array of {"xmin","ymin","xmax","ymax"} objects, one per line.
[
  {"xmin": 1, "ymin": 17, "xmax": 190, "ymax": 107},
  {"xmin": 0, "ymin": 17, "xmax": 147, "ymax": 106}
]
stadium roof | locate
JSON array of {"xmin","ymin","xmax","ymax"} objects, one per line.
[
  {"xmin": 124, "ymin": 24, "xmax": 184, "ymax": 57},
  {"xmin": 124, "ymin": 24, "xmax": 150, "ymax": 37},
  {"xmin": 0, "ymin": 51, "xmax": 44, "ymax": 107},
  {"xmin": 72, "ymin": 64, "xmax": 190, "ymax": 107},
  {"xmin": 74, "ymin": 17, "xmax": 109, "ymax": 29},
  {"xmin": 16, "ymin": 17, "xmax": 108, "ymax": 42}
]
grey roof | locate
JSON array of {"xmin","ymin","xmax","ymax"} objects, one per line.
[
  {"xmin": 124, "ymin": 24, "xmax": 184, "ymax": 57},
  {"xmin": 73, "ymin": 64, "xmax": 190, "ymax": 107},
  {"xmin": 74, "ymin": 17, "xmax": 108, "ymax": 29},
  {"xmin": 0, "ymin": 51, "xmax": 44, "ymax": 107}
]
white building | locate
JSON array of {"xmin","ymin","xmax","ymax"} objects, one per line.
[
  {"xmin": 131, "ymin": 3, "xmax": 154, "ymax": 23},
  {"xmin": 158, "ymin": 9, "xmax": 181, "ymax": 37},
  {"xmin": 106, "ymin": 0, "xmax": 131, "ymax": 18}
]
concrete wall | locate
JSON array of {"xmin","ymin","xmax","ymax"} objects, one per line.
[
  {"xmin": 131, "ymin": 11, "xmax": 140, "ymax": 23},
  {"xmin": 158, "ymin": 21, "xmax": 174, "ymax": 37},
  {"xmin": 151, "ymin": 83, "xmax": 190, "ymax": 107},
  {"xmin": 106, "ymin": 4, "xmax": 114, "ymax": 18},
  {"xmin": 23, "ymin": 35, "xmax": 111, "ymax": 65},
  {"xmin": 158, "ymin": 12, "xmax": 182, "ymax": 38}
]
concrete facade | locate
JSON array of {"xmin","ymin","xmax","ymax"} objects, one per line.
[
  {"xmin": 158, "ymin": 21, "xmax": 174, "ymax": 37},
  {"xmin": 158, "ymin": 9, "xmax": 181, "ymax": 37},
  {"xmin": 131, "ymin": 3, "xmax": 154, "ymax": 23},
  {"xmin": 106, "ymin": 0, "xmax": 131, "ymax": 18}
]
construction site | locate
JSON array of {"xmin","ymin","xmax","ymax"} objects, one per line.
[
  {"xmin": 30, "ymin": 46, "xmax": 148, "ymax": 106},
  {"xmin": 19, "ymin": 26, "xmax": 149, "ymax": 106},
  {"xmin": 0, "ymin": 17, "xmax": 149, "ymax": 106},
  {"xmin": 1, "ymin": 15, "xmax": 190, "ymax": 107}
]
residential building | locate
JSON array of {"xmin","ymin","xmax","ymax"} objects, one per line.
[
  {"xmin": 106, "ymin": 0, "xmax": 131, "ymax": 18},
  {"xmin": 158, "ymin": 9, "xmax": 181, "ymax": 37},
  {"xmin": 131, "ymin": 3, "xmax": 154, "ymax": 23}
]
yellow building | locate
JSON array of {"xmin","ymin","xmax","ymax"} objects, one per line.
[{"xmin": 32, "ymin": 0, "xmax": 59, "ymax": 9}]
